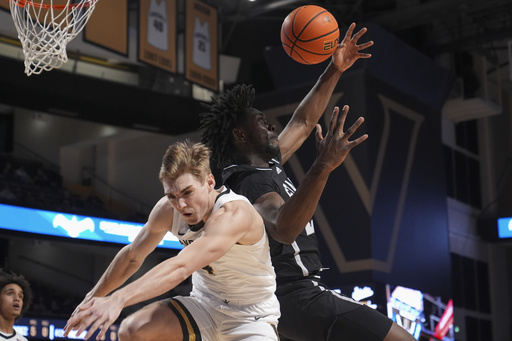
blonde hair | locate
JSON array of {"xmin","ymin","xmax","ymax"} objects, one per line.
[{"xmin": 159, "ymin": 140, "xmax": 211, "ymax": 183}]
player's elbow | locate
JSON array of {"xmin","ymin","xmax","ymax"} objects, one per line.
[
  {"xmin": 120, "ymin": 246, "xmax": 145, "ymax": 268},
  {"xmin": 174, "ymin": 266, "xmax": 192, "ymax": 283},
  {"xmin": 277, "ymin": 234, "xmax": 298, "ymax": 244},
  {"xmin": 267, "ymin": 225, "xmax": 297, "ymax": 244}
]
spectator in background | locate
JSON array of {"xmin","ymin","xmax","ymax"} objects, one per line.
[{"xmin": 0, "ymin": 269, "xmax": 32, "ymax": 341}]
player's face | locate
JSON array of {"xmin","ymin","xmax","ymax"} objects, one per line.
[
  {"xmin": 243, "ymin": 108, "xmax": 280, "ymax": 158},
  {"xmin": 0, "ymin": 283, "xmax": 24, "ymax": 320},
  {"xmin": 163, "ymin": 173, "xmax": 215, "ymax": 225}
]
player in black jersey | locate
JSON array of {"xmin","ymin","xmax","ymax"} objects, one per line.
[{"xmin": 200, "ymin": 23, "xmax": 416, "ymax": 341}]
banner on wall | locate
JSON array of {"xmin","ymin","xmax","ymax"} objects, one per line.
[
  {"xmin": 84, "ymin": 0, "xmax": 129, "ymax": 56},
  {"xmin": 138, "ymin": 0, "xmax": 177, "ymax": 73},
  {"xmin": 185, "ymin": 0, "xmax": 218, "ymax": 91},
  {"xmin": 15, "ymin": 317, "xmax": 119, "ymax": 340},
  {"xmin": 0, "ymin": 0, "xmax": 8, "ymax": 10},
  {"xmin": 0, "ymin": 203, "xmax": 183, "ymax": 250}
]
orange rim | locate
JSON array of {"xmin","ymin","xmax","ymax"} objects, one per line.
[{"xmin": 10, "ymin": 0, "xmax": 97, "ymax": 10}]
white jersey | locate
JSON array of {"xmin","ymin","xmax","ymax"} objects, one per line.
[
  {"xmin": 0, "ymin": 330, "xmax": 28, "ymax": 341},
  {"xmin": 192, "ymin": 17, "xmax": 211, "ymax": 70},
  {"xmin": 147, "ymin": 0, "xmax": 169, "ymax": 51},
  {"xmin": 171, "ymin": 186, "xmax": 276, "ymax": 305}
]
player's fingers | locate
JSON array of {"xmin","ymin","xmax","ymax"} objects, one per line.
[
  {"xmin": 343, "ymin": 117, "xmax": 365, "ymax": 139},
  {"xmin": 73, "ymin": 300, "xmax": 92, "ymax": 316},
  {"xmin": 357, "ymin": 53, "xmax": 372, "ymax": 59},
  {"xmin": 328, "ymin": 106, "xmax": 340, "ymax": 133},
  {"xmin": 65, "ymin": 318, "xmax": 89, "ymax": 339},
  {"xmin": 315, "ymin": 124, "xmax": 323, "ymax": 143},
  {"xmin": 82, "ymin": 318, "xmax": 104, "ymax": 341},
  {"xmin": 74, "ymin": 322, "xmax": 90, "ymax": 341},
  {"xmin": 343, "ymin": 23, "xmax": 356, "ymax": 40},
  {"xmin": 335, "ymin": 105, "xmax": 349, "ymax": 136},
  {"xmin": 63, "ymin": 322, "xmax": 78, "ymax": 336},
  {"xmin": 348, "ymin": 134, "xmax": 369, "ymax": 149},
  {"xmin": 64, "ymin": 314, "xmax": 83, "ymax": 335},
  {"xmin": 357, "ymin": 40, "xmax": 374, "ymax": 50},
  {"xmin": 72, "ymin": 312, "xmax": 101, "ymax": 341},
  {"xmin": 96, "ymin": 324, "xmax": 111, "ymax": 341},
  {"xmin": 352, "ymin": 27, "xmax": 368, "ymax": 41}
]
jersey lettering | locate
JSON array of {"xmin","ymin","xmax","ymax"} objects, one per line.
[
  {"xmin": 202, "ymin": 265, "xmax": 215, "ymax": 275},
  {"xmin": 283, "ymin": 178, "xmax": 314, "ymax": 235},
  {"xmin": 283, "ymin": 178, "xmax": 296, "ymax": 198},
  {"xmin": 305, "ymin": 220, "xmax": 315, "ymax": 235}
]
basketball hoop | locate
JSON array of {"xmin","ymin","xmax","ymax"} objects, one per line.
[{"xmin": 9, "ymin": 0, "xmax": 98, "ymax": 76}]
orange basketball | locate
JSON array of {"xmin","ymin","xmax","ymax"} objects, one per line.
[{"xmin": 281, "ymin": 5, "xmax": 340, "ymax": 65}]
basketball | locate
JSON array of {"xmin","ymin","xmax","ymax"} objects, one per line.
[{"xmin": 280, "ymin": 5, "xmax": 340, "ymax": 65}]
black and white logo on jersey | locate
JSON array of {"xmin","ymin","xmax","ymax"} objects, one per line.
[{"xmin": 283, "ymin": 178, "xmax": 296, "ymax": 198}]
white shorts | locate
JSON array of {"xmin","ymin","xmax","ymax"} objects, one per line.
[{"xmin": 167, "ymin": 291, "xmax": 280, "ymax": 341}]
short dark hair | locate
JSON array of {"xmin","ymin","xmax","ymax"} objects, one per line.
[
  {"xmin": 199, "ymin": 84, "xmax": 255, "ymax": 169},
  {"xmin": 0, "ymin": 269, "xmax": 32, "ymax": 318}
]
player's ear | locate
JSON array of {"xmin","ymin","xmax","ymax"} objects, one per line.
[
  {"xmin": 206, "ymin": 174, "xmax": 215, "ymax": 189},
  {"xmin": 232, "ymin": 127, "xmax": 246, "ymax": 143}
]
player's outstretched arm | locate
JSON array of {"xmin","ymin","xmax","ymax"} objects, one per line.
[
  {"xmin": 278, "ymin": 23, "xmax": 373, "ymax": 164},
  {"xmin": 83, "ymin": 197, "xmax": 173, "ymax": 298},
  {"xmin": 255, "ymin": 106, "xmax": 367, "ymax": 243},
  {"xmin": 64, "ymin": 197, "xmax": 173, "ymax": 338},
  {"xmin": 64, "ymin": 200, "xmax": 258, "ymax": 340}
]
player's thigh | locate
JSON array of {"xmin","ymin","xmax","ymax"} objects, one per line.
[
  {"xmin": 119, "ymin": 300, "xmax": 183, "ymax": 341},
  {"xmin": 222, "ymin": 318, "xmax": 279, "ymax": 341},
  {"xmin": 327, "ymin": 304, "xmax": 393, "ymax": 341},
  {"xmin": 277, "ymin": 280, "xmax": 368, "ymax": 340}
]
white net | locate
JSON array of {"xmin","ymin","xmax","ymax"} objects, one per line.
[{"xmin": 9, "ymin": 0, "xmax": 98, "ymax": 76}]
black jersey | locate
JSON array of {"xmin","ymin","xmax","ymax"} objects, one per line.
[{"xmin": 222, "ymin": 157, "xmax": 323, "ymax": 285}]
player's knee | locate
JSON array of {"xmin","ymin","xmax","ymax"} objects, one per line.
[
  {"xmin": 383, "ymin": 322, "xmax": 416, "ymax": 341},
  {"xmin": 118, "ymin": 315, "xmax": 147, "ymax": 341}
]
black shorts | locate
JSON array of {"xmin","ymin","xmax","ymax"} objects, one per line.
[{"xmin": 276, "ymin": 278, "xmax": 393, "ymax": 341}]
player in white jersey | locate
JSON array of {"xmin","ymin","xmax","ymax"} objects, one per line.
[
  {"xmin": 64, "ymin": 140, "xmax": 280, "ymax": 341},
  {"xmin": 0, "ymin": 269, "xmax": 32, "ymax": 341}
]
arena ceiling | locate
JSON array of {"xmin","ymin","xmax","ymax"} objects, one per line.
[
  {"xmin": 214, "ymin": 0, "xmax": 512, "ymax": 92},
  {"xmin": 216, "ymin": 0, "xmax": 512, "ymax": 54}
]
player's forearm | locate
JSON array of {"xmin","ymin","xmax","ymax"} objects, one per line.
[
  {"xmin": 88, "ymin": 247, "xmax": 143, "ymax": 298},
  {"xmin": 110, "ymin": 259, "xmax": 189, "ymax": 308},
  {"xmin": 272, "ymin": 163, "xmax": 331, "ymax": 243},
  {"xmin": 295, "ymin": 62, "xmax": 342, "ymax": 124}
]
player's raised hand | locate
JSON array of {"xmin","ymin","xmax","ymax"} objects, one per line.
[
  {"xmin": 314, "ymin": 105, "xmax": 368, "ymax": 171},
  {"xmin": 332, "ymin": 23, "xmax": 373, "ymax": 72}
]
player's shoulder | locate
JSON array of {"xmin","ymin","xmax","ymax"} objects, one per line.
[
  {"xmin": 216, "ymin": 186, "xmax": 250, "ymax": 206},
  {"xmin": 215, "ymin": 195, "xmax": 261, "ymax": 229},
  {"xmin": 147, "ymin": 196, "xmax": 174, "ymax": 225},
  {"xmin": 12, "ymin": 334, "xmax": 28, "ymax": 341},
  {"xmin": 153, "ymin": 196, "xmax": 173, "ymax": 213}
]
